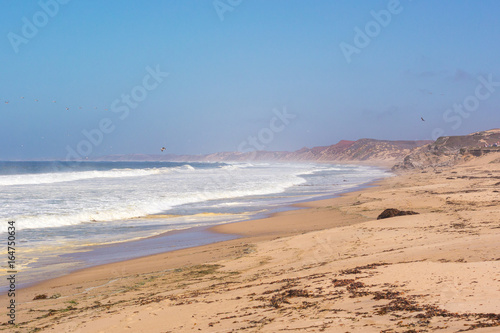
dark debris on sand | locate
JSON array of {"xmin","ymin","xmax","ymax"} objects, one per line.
[{"xmin": 377, "ymin": 208, "xmax": 420, "ymax": 220}]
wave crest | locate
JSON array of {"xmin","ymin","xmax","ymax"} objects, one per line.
[{"xmin": 0, "ymin": 167, "xmax": 180, "ymax": 186}]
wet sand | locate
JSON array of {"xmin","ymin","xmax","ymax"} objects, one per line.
[
  {"xmin": 2, "ymin": 181, "xmax": 379, "ymax": 293},
  {"xmin": 2, "ymin": 154, "xmax": 500, "ymax": 332}
]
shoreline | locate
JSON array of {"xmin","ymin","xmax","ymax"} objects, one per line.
[
  {"xmin": 5, "ymin": 175, "xmax": 384, "ymax": 296},
  {"xmin": 2, "ymin": 154, "xmax": 499, "ymax": 331},
  {"xmin": 3, "ymin": 167, "xmax": 389, "ymax": 294}
]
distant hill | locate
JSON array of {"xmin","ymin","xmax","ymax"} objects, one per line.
[
  {"xmin": 393, "ymin": 129, "xmax": 500, "ymax": 170},
  {"xmin": 95, "ymin": 138, "xmax": 432, "ymax": 165},
  {"xmin": 96, "ymin": 129, "xmax": 500, "ymax": 169}
]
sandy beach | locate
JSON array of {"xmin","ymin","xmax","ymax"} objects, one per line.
[
  {"xmin": 2, "ymin": 153, "xmax": 500, "ymax": 332},
  {"xmin": 4, "ymin": 1, "xmax": 500, "ymax": 331}
]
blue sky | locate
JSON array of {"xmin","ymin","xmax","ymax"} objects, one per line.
[{"xmin": 1, "ymin": 0, "xmax": 499, "ymax": 160}]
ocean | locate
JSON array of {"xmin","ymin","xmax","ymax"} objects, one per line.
[{"xmin": 0, "ymin": 161, "xmax": 389, "ymax": 290}]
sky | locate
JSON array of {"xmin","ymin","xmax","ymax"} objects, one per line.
[{"xmin": 1, "ymin": 0, "xmax": 500, "ymax": 160}]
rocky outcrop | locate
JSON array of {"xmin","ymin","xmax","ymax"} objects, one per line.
[
  {"xmin": 324, "ymin": 139, "xmax": 431, "ymax": 161},
  {"xmin": 393, "ymin": 129, "xmax": 500, "ymax": 171}
]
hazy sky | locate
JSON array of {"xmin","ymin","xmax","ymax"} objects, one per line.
[{"xmin": 1, "ymin": 0, "xmax": 500, "ymax": 160}]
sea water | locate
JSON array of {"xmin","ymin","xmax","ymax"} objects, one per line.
[{"xmin": 0, "ymin": 161, "xmax": 389, "ymax": 290}]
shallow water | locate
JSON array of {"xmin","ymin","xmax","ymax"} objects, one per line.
[{"xmin": 0, "ymin": 161, "xmax": 390, "ymax": 291}]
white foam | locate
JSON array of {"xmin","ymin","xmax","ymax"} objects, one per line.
[
  {"xmin": 6, "ymin": 172, "xmax": 307, "ymax": 230},
  {"xmin": 0, "ymin": 166, "xmax": 191, "ymax": 186},
  {"xmin": 1, "ymin": 162, "xmax": 390, "ymax": 231}
]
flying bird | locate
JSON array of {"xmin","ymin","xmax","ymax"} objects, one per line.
[
  {"xmin": 421, "ymin": 117, "xmax": 425, "ymax": 122},
  {"xmin": 161, "ymin": 147, "xmax": 166, "ymax": 152}
]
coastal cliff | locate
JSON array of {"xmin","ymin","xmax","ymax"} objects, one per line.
[
  {"xmin": 393, "ymin": 129, "xmax": 500, "ymax": 170},
  {"xmin": 95, "ymin": 129, "xmax": 500, "ymax": 169},
  {"xmin": 95, "ymin": 138, "xmax": 432, "ymax": 164}
]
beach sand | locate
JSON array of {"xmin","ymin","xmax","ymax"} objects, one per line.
[{"xmin": 2, "ymin": 154, "xmax": 500, "ymax": 332}]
